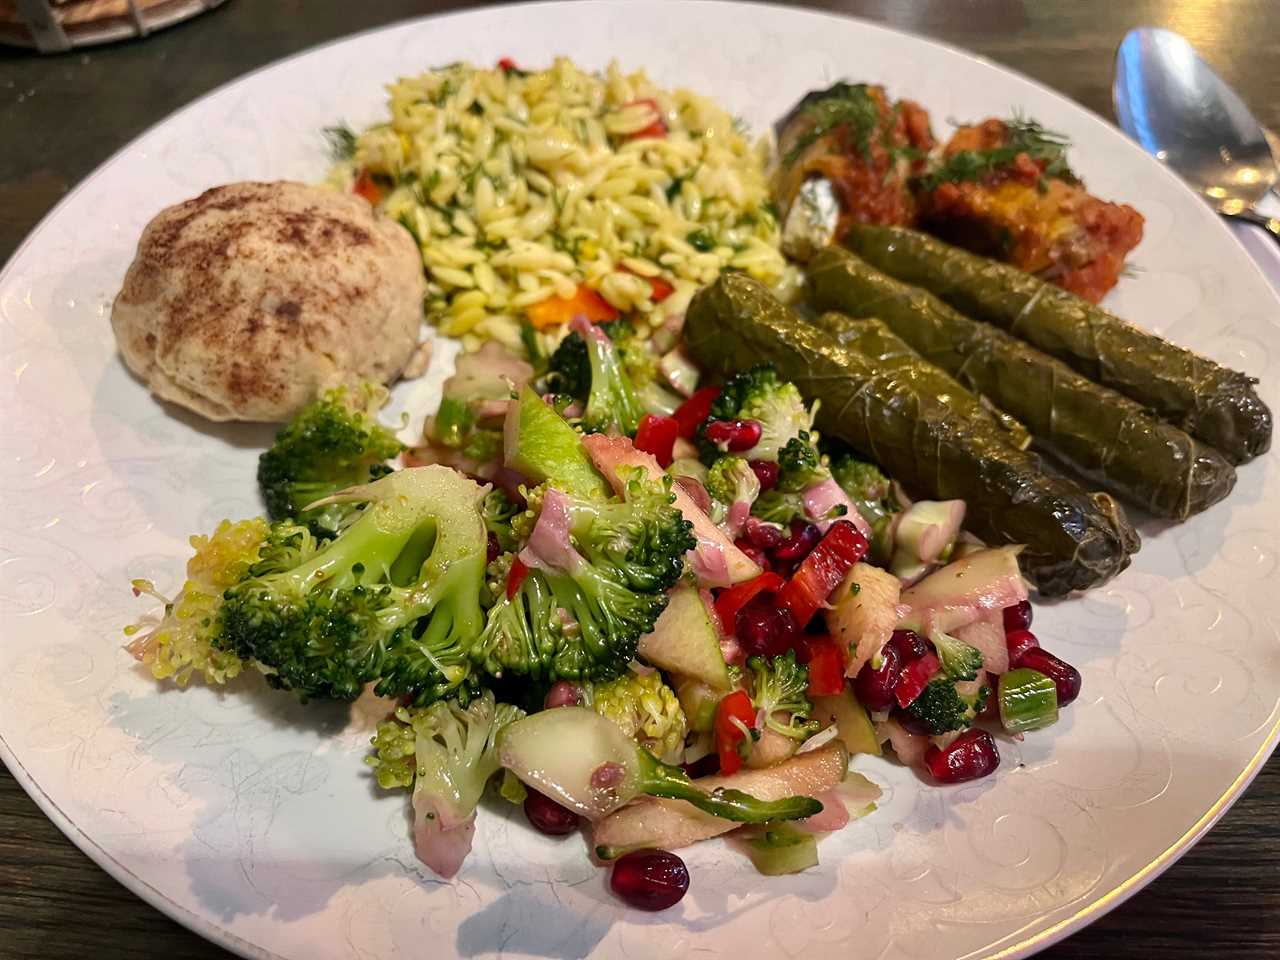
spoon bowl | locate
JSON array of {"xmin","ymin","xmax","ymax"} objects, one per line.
[{"xmin": 1114, "ymin": 27, "xmax": 1279, "ymax": 234}]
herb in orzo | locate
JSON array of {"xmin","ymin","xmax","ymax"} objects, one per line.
[{"xmin": 328, "ymin": 58, "xmax": 794, "ymax": 354}]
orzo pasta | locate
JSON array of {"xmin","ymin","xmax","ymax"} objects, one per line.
[{"xmin": 328, "ymin": 57, "xmax": 794, "ymax": 353}]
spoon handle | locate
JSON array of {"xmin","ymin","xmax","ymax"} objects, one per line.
[{"xmin": 1223, "ymin": 209, "xmax": 1280, "ymax": 244}]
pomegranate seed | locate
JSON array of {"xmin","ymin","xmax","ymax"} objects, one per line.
[
  {"xmin": 853, "ymin": 643, "xmax": 902, "ymax": 712},
  {"xmin": 749, "ymin": 459, "xmax": 780, "ymax": 491},
  {"xmin": 1005, "ymin": 628, "xmax": 1040, "ymax": 666},
  {"xmin": 743, "ymin": 516, "xmax": 786, "ymax": 549},
  {"xmin": 544, "ymin": 681, "xmax": 584, "ymax": 709},
  {"xmin": 889, "ymin": 629, "xmax": 930, "ymax": 661},
  {"xmin": 610, "ymin": 850, "xmax": 690, "ymax": 911},
  {"xmin": 894, "ymin": 707, "xmax": 934, "ymax": 737},
  {"xmin": 925, "ymin": 728, "xmax": 1001, "ymax": 783},
  {"xmin": 734, "ymin": 538, "xmax": 770, "ymax": 570},
  {"xmin": 735, "ymin": 594, "xmax": 800, "ymax": 658},
  {"xmin": 705, "ymin": 418, "xmax": 763, "ymax": 452},
  {"xmin": 681, "ymin": 753, "xmax": 720, "ymax": 779},
  {"xmin": 1017, "ymin": 647, "xmax": 1082, "ymax": 706},
  {"xmin": 1003, "ymin": 599, "xmax": 1033, "ymax": 632},
  {"xmin": 524, "ymin": 789, "xmax": 580, "ymax": 836},
  {"xmin": 771, "ymin": 520, "xmax": 821, "ymax": 566},
  {"xmin": 486, "ymin": 532, "xmax": 501, "ymax": 563}
]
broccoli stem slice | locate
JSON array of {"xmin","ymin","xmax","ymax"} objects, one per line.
[{"xmin": 633, "ymin": 749, "xmax": 823, "ymax": 823}]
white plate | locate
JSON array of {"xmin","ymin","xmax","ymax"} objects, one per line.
[{"xmin": 2, "ymin": 3, "xmax": 1278, "ymax": 958}]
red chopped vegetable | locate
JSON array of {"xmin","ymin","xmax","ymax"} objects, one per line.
[
  {"xmin": 713, "ymin": 572, "xmax": 784, "ymax": 635},
  {"xmin": 497, "ymin": 57, "xmax": 518, "ymax": 72},
  {"xmin": 525, "ymin": 284, "xmax": 618, "ymax": 330},
  {"xmin": 776, "ymin": 520, "xmax": 870, "ymax": 628},
  {"xmin": 634, "ymin": 414, "xmax": 679, "ymax": 467},
  {"xmin": 801, "ymin": 636, "xmax": 846, "ymax": 696},
  {"xmin": 625, "ymin": 98, "xmax": 667, "ymax": 140},
  {"xmin": 352, "ymin": 169, "xmax": 383, "ymax": 205},
  {"xmin": 714, "ymin": 689, "xmax": 755, "ymax": 776},
  {"xmin": 506, "ymin": 557, "xmax": 530, "ymax": 600},
  {"xmin": 648, "ymin": 276, "xmax": 675, "ymax": 302},
  {"xmin": 673, "ymin": 387, "xmax": 720, "ymax": 439},
  {"xmin": 895, "ymin": 651, "xmax": 940, "ymax": 708}
]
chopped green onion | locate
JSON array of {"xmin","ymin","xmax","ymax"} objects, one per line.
[
  {"xmin": 742, "ymin": 822, "xmax": 819, "ymax": 876},
  {"xmin": 998, "ymin": 668, "xmax": 1059, "ymax": 733}
]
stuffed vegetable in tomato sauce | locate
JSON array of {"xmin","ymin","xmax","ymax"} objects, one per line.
[
  {"xmin": 914, "ymin": 118, "xmax": 1144, "ymax": 303},
  {"xmin": 774, "ymin": 82, "xmax": 934, "ymax": 259}
]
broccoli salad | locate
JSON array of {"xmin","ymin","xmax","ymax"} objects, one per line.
[{"xmin": 125, "ymin": 311, "xmax": 1081, "ymax": 911}]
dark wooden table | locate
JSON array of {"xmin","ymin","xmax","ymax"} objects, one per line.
[{"xmin": 2, "ymin": 2, "xmax": 1277, "ymax": 958}]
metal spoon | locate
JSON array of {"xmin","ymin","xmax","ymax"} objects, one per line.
[{"xmin": 1113, "ymin": 26, "xmax": 1280, "ymax": 243}]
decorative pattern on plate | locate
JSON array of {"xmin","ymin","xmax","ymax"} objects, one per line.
[{"xmin": 1, "ymin": 4, "xmax": 1277, "ymax": 959}]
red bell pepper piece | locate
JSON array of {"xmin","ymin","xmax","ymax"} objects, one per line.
[
  {"xmin": 714, "ymin": 689, "xmax": 755, "ymax": 776},
  {"xmin": 895, "ymin": 652, "xmax": 940, "ymax": 708},
  {"xmin": 634, "ymin": 414, "xmax": 679, "ymax": 468},
  {"xmin": 625, "ymin": 98, "xmax": 667, "ymax": 140},
  {"xmin": 525, "ymin": 284, "xmax": 618, "ymax": 330},
  {"xmin": 648, "ymin": 276, "xmax": 675, "ymax": 302},
  {"xmin": 801, "ymin": 636, "xmax": 846, "ymax": 697},
  {"xmin": 497, "ymin": 57, "xmax": 518, "ymax": 72},
  {"xmin": 352, "ymin": 169, "xmax": 383, "ymax": 206},
  {"xmin": 505, "ymin": 557, "xmax": 530, "ymax": 600},
  {"xmin": 672, "ymin": 386, "xmax": 720, "ymax": 440},
  {"xmin": 713, "ymin": 572, "xmax": 784, "ymax": 637},
  {"xmin": 776, "ymin": 520, "xmax": 870, "ymax": 628}
]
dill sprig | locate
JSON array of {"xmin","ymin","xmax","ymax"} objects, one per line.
[
  {"xmin": 323, "ymin": 124, "xmax": 358, "ymax": 161},
  {"xmin": 783, "ymin": 83, "xmax": 883, "ymax": 167},
  {"xmin": 916, "ymin": 115, "xmax": 1076, "ymax": 191}
]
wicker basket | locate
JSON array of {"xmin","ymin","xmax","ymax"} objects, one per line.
[{"xmin": 0, "ymin": 0, "xmax": 227, "ymax": 52}]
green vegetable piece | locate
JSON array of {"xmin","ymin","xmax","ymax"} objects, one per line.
[
  {"xmin": 258, "ymin": 383, "xmax": 404, "ymax": 537},
  {"xmin": 998, "ymin": 667, "xmax": 1059, "ymax": 733},
  {"xmin": 588, "ymin": 671, "xmax": 688, "ymax": 763},
  {"xmin": 929, "ymin": 629, "xmax": 984, "ymax": 681},
  {"xmin": 503, "ymin": 386, "xmax": 611, "ymax": 499},
  {"xmin": 842, "ymin": 224, "xmax": 1272, "ymax": 465},
  {"xmin": 747, "ymin": 651, "xmax": 820, "ymax": 741},
  {"xmin": 637, "ymin": 583, "xmax": 732, "ymax": 690},
  {"xmin": 807, "ymin": 247, "xmax": 1238, "ymax": 518},
  {"xmin": 904, "ymin": 678, "xmax": 989, "ymax": 735},
  {"xmin": 742, "ymin": 822, "xmax": 819, "ymax": 876},
  {"xmin": 675, "ymin": 677, "xmax": 723, "ymax": 733},
  {"xmin": 684, "ymin": 273, "xmax": 1139, "ymax": 596},
  {"xmin": 497, "ymin": 707, "xmax": 823, "ymax": 825},
  {"xmin": 220, "ymin": 466, "xmax": 491, "ymax": 705},
  {"xmin": 812, "ymin": 687, "xmax": 882, "ymax": 757}
]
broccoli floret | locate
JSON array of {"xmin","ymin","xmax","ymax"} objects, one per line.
[
  {"xmin": 776, "ymin": 432, "xmax": 828, "ymax": 492},
  {"xmin": 124, "ymin": 518, "xmax": 268, "ymax": 686},
  {"xmin": 547, "ymin": 330, "xmax": 590, "ymax": 397},
  {"xmin": 479, "ymin": 470, "xmax": 695, "ymax": 685},
  {"xmin": 705, "ymin": 456, "xmax": 760, "ymax": 507},
  {"xmin": 710, "ymin": 365, "xmax": 815, "ymax": 461},
  {"xmin": 367, "ymin": 691, "xmax": 525, "ymax": 878},
  {"xmin": 747, "ymin": 651, "xmax": 820, "ymax": 741},
  {"xmin": 587, "ymin": 671, "xmax": 688, "ymax": 763},
  {"xmin": 219, "ymin": 466, "xmax": 492, "ymax": 705},
  {"xmin": 600, "ymin": 319, "xmax": 658, "ymax": 388},
  {"xmin": 547, "ymin": 321, "xmax": 644, "ymax": 434},
  {"xmin": 830, "ymin": 452, "xmax": 894, "ymax": 526},
  {"xmin": 482, "ymin": 488, "xmax": 521, "ymax": 554},
  {"xmin": 257, "ymin": 383, "xmax": 404, "ymax": 537},
  {"xmin": 904, "ymin": 679, "xmax": 990, "ymax": 735},
  {"xmin": 930, "ymin": 629, "xmax": 985, "ymax": 681},
  {"xmin": 750, "ymin": 490, "xmax": 808, "ymax": 526}
]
